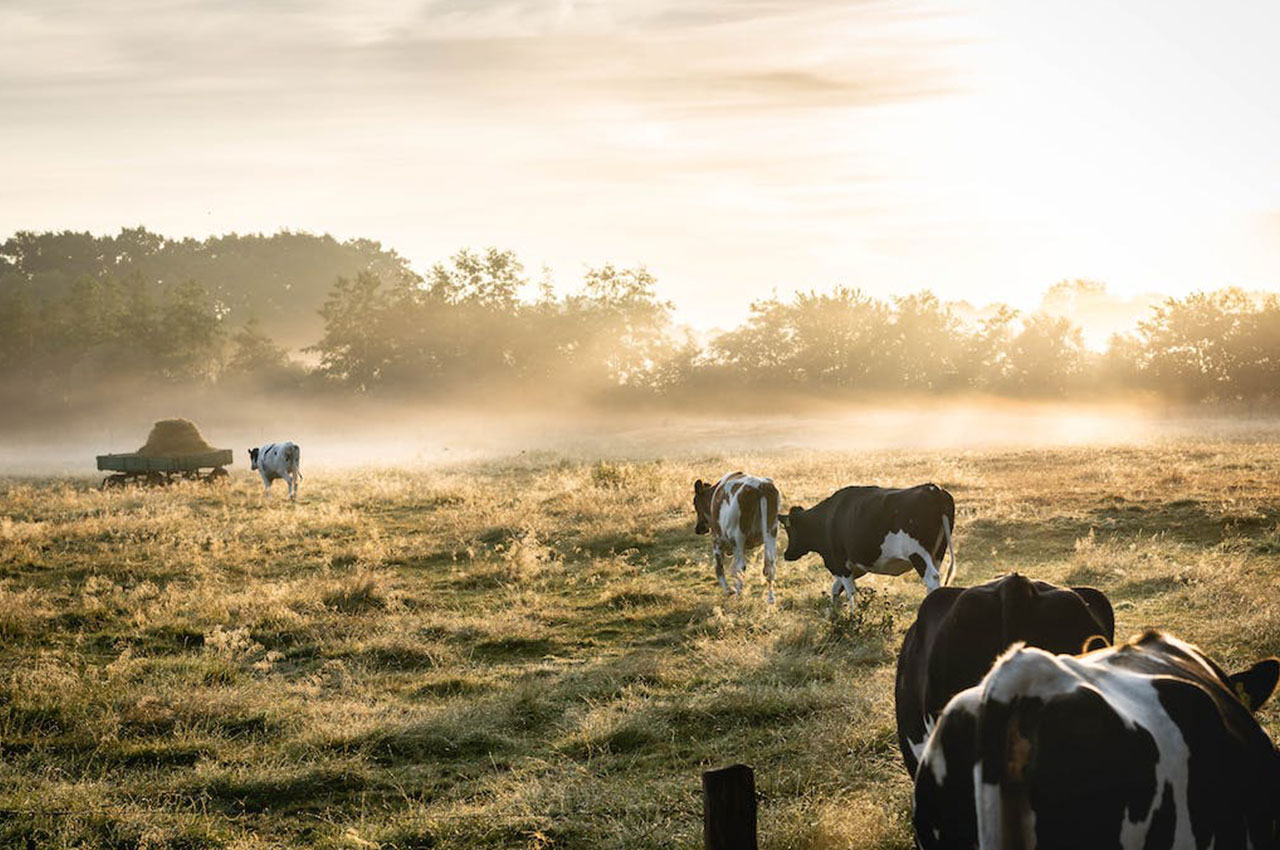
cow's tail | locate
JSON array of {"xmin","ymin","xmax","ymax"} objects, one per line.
[
  {"xmin": 941, "ymin": 514, "xmax": 956, "ymax": 587},
  {"xmin": 975, "ymin": 667, "xmax": 1037, "ymax": 850}
]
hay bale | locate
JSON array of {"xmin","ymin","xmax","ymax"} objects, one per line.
[{"xmin": 137, "ymin": 419, "xmax": 216, "ymax": 456}]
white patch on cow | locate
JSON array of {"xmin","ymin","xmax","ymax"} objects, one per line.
[
  {"xmin": 908, "ymin": 714, "xmax": 937, "ymax": 767},
  {"xmin": 866, "ymin": 529, "xmax": 938, "ymax": 589},
  {"xmin": 761, "ymin": 494, "xmax": 777, "ymax": 605},
  {"xmin": 921, "ymin": 689, "xmax": 980, "ymax": 787},
  {"xmin": 973, "ymin": 646, "xmax": 1199, "ymax": 850},
  {"xmin": 829, "ymin": 576, "xmax": 843, "ymax": 611}
]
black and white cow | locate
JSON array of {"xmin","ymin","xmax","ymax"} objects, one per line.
[
  {"xmin": 779, "ymin": 483, "xmax": 956, "ymax": 614},
  {"xmin": 248, "ymin": 442, "xmax": 302, "ymax": 500},
  {"xmin": 894, "ymin": 573, "xmax": 1114, "ymax": 778},
  {"xmin": 914, "ymin": 630, "xmax": 1280, "ymax": 850},
  {"xmin": 692, "ymin": 473, "xmax": 781, "ymax": 603}
]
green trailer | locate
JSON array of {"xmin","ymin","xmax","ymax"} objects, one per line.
[{"xmin": 97, "ymin": 449, "xmax": 233, "ymax": 488}]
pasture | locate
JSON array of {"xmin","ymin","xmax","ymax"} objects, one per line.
[{"xmin": 3, "ymin": 439, "xmax": 1280, "ymax": 849}]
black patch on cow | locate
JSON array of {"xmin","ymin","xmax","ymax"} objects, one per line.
[
  {"xmin": 1151, "ymin": 674, "xmax": 1280, "ymax": 850},
  {"xmin": 913, "ymin": 699, "xmax": 978, "ymax": 849},
  {"xmin": 1142, "ymin": 783, "xmax": 1175, "ymax": 850},
  {"xmin": 971, "ymin": 688, "xmax": 1160, "ymax": 850}
]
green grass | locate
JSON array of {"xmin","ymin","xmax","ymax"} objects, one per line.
[{"xmin": 2, "ymin": 443, "xmax": 1279, "ymax": 848}]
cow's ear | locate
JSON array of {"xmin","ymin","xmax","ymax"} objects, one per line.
[
  {"xmin": 1082, "ymin": 635, "xmax": 1109, "ymax": 653},
  {"xmin": 1228, "ymin": 658, "xmax": 1280, "ymax": 712},
  {"xmin": 1071, "ymin": 587, "xmax": 1116, "ymax": 643},
  {"xmin": 778, "ymin": 513, "xmax": 791, "ymax": 530},
  {"xmin": 694, "ymin": 479, "xmax": 705, "ymax": 494}
]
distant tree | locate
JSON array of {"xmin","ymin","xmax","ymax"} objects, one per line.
[
  {"xmin": 311, "ymin": 272, "xmax": 396, "ymax": 391},
  {"xmin": 1137, "ymin": 290, "xmax": 1249, "ymax": 401},
  {"xmin": 154, "ymin": 280, "xmax": 227, "ymax": 380},
  {"xmin": 225, "ymin": 317, "xmax": 298, "ymax": 385},
  {"xmin": 427, "ymin": 248, "xmax": 526, "ymax": 308},
  {"xmin": 889, "ymin": 291, "xmax": 963, "ymax": 390},
  {"xmin": 1003, "ymin": 314, "xmax": 1087, "ymax": 396},
  {"xmin": 710, "ymin": 295, "xmax": 798, "ymax": 383},
  {"xmin": 0, "ymin": 227, "xmax": 415, "ymax": 349},
  {"xmin": 954, "ymin": 304, "xmax": 1017, "ymax": 391},
  {"xmin": 1225, "ymin": 294, "xmax": 1280, "ymax": 402},
  {"xmin": 569, "ymin": 263, "xmax": 673, "ymax": 387}
]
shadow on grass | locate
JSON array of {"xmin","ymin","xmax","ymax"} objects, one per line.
[{"xmin": 964, "ymin": 499, "xmax": 1280, "ymax": 556}]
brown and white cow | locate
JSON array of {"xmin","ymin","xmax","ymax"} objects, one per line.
[{"xmin": 692, "ymin": 472, "xmax": 781, "ymax": 603}]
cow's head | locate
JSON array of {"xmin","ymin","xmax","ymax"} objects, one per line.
[
  {"xmin": 780, "ymin": 506, "xmax": 809, "ymax": 560},
  {"xmin": 692, "ymin": 479, "xmax": 713, "ymax": 535},
  {"xmin": 248, "ymin": 447, "xmax": 260, "ymax": 471}
]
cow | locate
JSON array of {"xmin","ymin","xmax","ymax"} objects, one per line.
[
  {"xmin": 778, "ymin": 483, "xmax": 956, "ymax": 615},
  {"xmin": 692, "ymin": 473, "xmax": 781, "ymax": 603},
  {"xmin": 248, "ymin": 442, "xmax": 302, "ymax": 500},
  {"xmin": 894, "ymin": 573, "xmax": 1114, "ymax": 778},
  {"xmin": 914, "ymin": 630, "xmax": 1280, "ymax": 850}
]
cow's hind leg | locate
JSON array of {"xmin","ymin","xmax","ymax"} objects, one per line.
[
  {"xmin": 713, "ymin": 540, "xmax": 729, "ymax": 594},
  {"xmin": 730, "ymin": 534, "xmax": 746, "ymax": 598},
  {"xmin": 288, "ymin": 472, "xmax": 298, "ymax": 501},
  {"xmin": 762, "ymin": 531, "xmax": 777, "ymax": 606}
]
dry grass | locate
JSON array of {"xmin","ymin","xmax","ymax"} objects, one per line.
[{"xmin": 1, "ymin": 441, "xmax": 1279, "ymax": 848}]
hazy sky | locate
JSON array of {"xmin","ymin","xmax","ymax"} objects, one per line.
[{"xmin": 4, "ymin": 0, "xmax": 1279, "ymax": 327}]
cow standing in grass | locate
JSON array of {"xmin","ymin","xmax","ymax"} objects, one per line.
[
  {"xmin": 692, "ymin": 473, "xmax": 781, "ymax": 604},
  {"xmin": 780, "ymin": 483, "xmax": 956, "ymax": 616},
  {"xmin": 249, "ymin": 442, "xmax": 302, "ymax": 500}
]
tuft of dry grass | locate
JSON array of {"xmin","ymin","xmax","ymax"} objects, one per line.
[{"xmin": 1, "ymin": 441, "xmax": 1279, "ymax": 848}]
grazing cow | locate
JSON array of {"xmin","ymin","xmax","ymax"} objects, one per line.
[
  {"xmin": 894, "ymin": 573, "xmax": 1114, "ymax": 778},
  {"xmin": 914, "ymin": 630, "xmax": 1280, "ymax": 850},
  {"xmin": 248, "ymin": 442, "xmax": 302, "ymax": 500},
  {"xmin": 692, "ymin": 473, "xmax": 781, "ymax": 603},
  {"xmin": 779, "ymin": 483, "xmax": 956, "ymax": 615}
]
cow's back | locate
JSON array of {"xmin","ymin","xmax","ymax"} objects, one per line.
[
  {"xmin": 711, "ymin": 473, "xmax": 779, "ymax": 547},
  {"xmin": 823, "ymin": 483, "xmax": 952, "ymax": 564}
]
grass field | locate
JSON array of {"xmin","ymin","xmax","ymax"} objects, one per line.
[{"xmin": 3, "ymin": 439, "xmax": 1280, "ymax": 849}]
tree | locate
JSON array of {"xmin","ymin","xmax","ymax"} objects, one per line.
[
  {"xmin": 1003, "ymin": 313, "xmax": 1087, "ymax": 396},
  {"xmin": 1137, "ymin": 290, "xmax": 1249, "ymax": 401},
  {"xmin": 225, "ymin": 317, "xmax": 297, "ymax": 384},
  {"xmin": 311, "ymin": 272, "xmax": 396, "ymax": 391}
]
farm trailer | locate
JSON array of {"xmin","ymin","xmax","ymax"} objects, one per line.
[{"xmin": 96, "ymin": 450, "xmax": 233, "ymax": 488}]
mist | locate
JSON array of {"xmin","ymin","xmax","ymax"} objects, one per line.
[{"xmin": 2, "ymin": 379, "xmax": 1266, "ymax": 478}]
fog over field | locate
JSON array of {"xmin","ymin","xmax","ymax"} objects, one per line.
[{"xmin": 1, "ymin": 395, "xmax": 1267, "ymax": 477}]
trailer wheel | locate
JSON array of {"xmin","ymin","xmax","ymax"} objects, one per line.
[
  {"xmin": 103, "ymin": 475, "xmax": 127, "ymax": 490},
  {"xmin": 206, "ymin": 467, "xmax": 230, "ymax": 484}
]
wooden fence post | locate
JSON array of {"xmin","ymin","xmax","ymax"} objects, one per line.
[{"xmin": 702, "ymin": 763, "xmax": 757, "ymax": 850}]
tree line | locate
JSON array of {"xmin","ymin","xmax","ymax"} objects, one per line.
[{"xmin": 2, "ymin": 228, "xmax": 1278, "ymax": 405}]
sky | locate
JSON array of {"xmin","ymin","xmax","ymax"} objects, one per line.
[{"xmin": 3, "ymin": 0, "xmax": 1279, "ymax": 329}]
